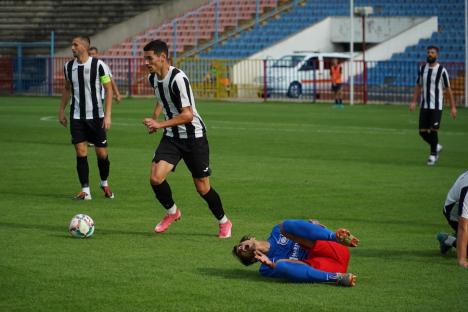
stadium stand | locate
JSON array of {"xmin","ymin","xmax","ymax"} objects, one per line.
[
  {"xmin": 103, "ymin": 0, "xmax": 280, "ymax": 57},
  {"xmin": 201, "ymin": 0, "xmax": 465, "ymax": 61},
  {"xmin": 0, "ymin": 0, "xmax": 169, "ymax": 55}
]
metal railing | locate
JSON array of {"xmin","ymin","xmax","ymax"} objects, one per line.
[{"xmin": 0, "ymin": 56, "xmax": 465, "ymax": 106}]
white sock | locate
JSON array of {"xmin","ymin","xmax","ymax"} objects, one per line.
[
  {"xmin": 167, "ymin": 204, "xmax": 177, "ymax": 215},
  {"xmin": 219, "ymin": 215, "xmax": 228, "ymax": 224},
  {"xmin": 82, "ymin": 186, "xmax": 90, "ymax": 195},
  {"xmin": 100, "ymin": 180, "xmax": 108, "ymax": 187},
  {"xmin": 444, "ymin": 235, "xmax": 456, "ymax": 246}
]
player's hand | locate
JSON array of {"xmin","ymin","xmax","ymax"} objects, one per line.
[
  {"xmin": 450, "ymin": 106, "xmax": 457, "ymax": 119},
  {"xmin": 58, "ymin": 113, "xmax": 67, "ymax": 128},
  {"xmin": 254, "ymin": 250, "xmax": 274, "ymax": 268},
  {"xmin": 458, "ymin": 260, "xmax": 468, "ymax": 268},
  {"xmin": 102, "ymin": 116, "xmax": 111, "ymax": 130},
  {"xmin": 114, "ymin": 94, "xmax": 122, "ymax": 104},
  {"xmin": 409, "ymin": 101, "xmax": 417, "ymax": 112}
]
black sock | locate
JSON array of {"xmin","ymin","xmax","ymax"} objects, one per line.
[
  {"xmin": 335, "ymin": 99, "xmax": 338, "ymax": 104},
  {"xmin": 419, "ymin": 131, "xmax": 431, "ymax": 145},
  {"xmin": 201, "ymin": 188, "xmax": 225, "ymax": 220},
  {"xmin": 151, "ymin": 180, "xmax": 175, "ymax": 209},
  {"xmin": 76, "ymin": 156, "xmax": 89, "ymax": 187},
  {"xmin": 429, "ymin": 131, "xmax": 438, "ymax": 155},
  {"xmin": 97, "ymin": 156, "xmax": 110, "ymax": 181},
  {"xmin": 339, "ymin": 99, "xmax": 343, "ymax": 104}
]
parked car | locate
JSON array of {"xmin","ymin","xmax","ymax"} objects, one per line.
[{"xmin": 263, "ymin": 52, "xmax": 350, "ymax": 98}]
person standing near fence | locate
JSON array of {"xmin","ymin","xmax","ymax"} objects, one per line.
[
  {"xmin": 142, "ymin": 39, "xmax": 233, "ymax": 238},
  {"xmin": 409, "ymin": 45, "xmax": 457, "ymax": 166},
  {"xmin": 89, "ymin": 47, "xmax": 122, "ymax": 104},
  {"xmin": 330, "ymin": 58, "xmax": 343, "ymax": 108},
  {"xmin": 58, "ymin": 35, "xmax": 115, "ymax": 200}
]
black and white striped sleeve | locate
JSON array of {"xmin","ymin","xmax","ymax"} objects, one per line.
[
  {"xmin": 442, "ymin": 68, "xmax": 450, "ymax": 88},
  {"xmin": 172, "ymin": 74, "xmax": 192, "ymax": 108},
  {"xmin": 416, "ymin": 65, "xmax": 423, "ymax": 85},
  {"xmin": 63, "ymin": 62, "xmax": 69, "ymax": 82}
]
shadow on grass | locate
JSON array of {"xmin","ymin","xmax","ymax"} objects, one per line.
[{"xmin": 197, "ymin": 267, "xmax": 269, "ymax": 282}]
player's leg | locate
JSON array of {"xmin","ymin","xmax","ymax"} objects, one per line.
[
  {"xmin": 427, "ymin": 109, "xmax": 442, "ymax": 163},
  {"xmin": 274, "ymin": 259, "xmax": 356, "ymax": 286},
  {"xmin": 151, "ymin": 137, "xmax": 182, "ymax": 233},
  {"xmin": 90, "ymin": 118, "xmax": 114, "ymax": 198},
  {"xmin": 185, "ymin": 136, "xmax": 232, "ymax": 238},
  {"xmin": 337, "ymin": 85, "xmax": 343, "ymax": 105},
  {"xmin": 70, "ymin": 119, "xmax": 91, "ymax": 200},
  {"xmin": 74, "ymin": 142, "xmax": 91, "ymax": 200},
  {"xmin": 280, "ymin": 220, "xmax": 359, "ymax": 247},
  {"xmin": 438, "ymin": 203, "xmax": 460, "ymax": 254}
]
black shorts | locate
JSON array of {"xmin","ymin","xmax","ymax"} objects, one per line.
[
  {"xmin": 331, "ymin": 83, "xmax": 342, "ymax": 92},
  {"xmin": 153, "ymin": 135, "xmax": 211, "ymax": 179},
  {"xmin": 419, "ymin": 108, "xmax": 442, "ymax": 130},
  {"xmin": 70, "ymin": 118, "xmax": 108, "ymax": 147}
]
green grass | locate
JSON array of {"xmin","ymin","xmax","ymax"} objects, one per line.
[{"xmin": 1, "ymin": 96, "xmax": 467, "ymax": 311}]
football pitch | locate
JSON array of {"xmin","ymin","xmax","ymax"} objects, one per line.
[{"xmin": 1, "ymin": 96, "xmax": 467, "ymax": 311}]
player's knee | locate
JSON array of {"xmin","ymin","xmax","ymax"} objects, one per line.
[
  {"xmin": 150, "ymin": 175, "xmax": 165, "ymax": 186},
  {"xmin": 195, "ymin": 184, "xmax": 210, "ymax": 195}
]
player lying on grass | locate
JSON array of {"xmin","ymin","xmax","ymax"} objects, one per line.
[
  {"xmin": 232, "ymin": 220, "xmax": 359, "ymax": 286},
  {"xmin": 436, "ymin": 170, "xmax": 468, "ymax": 268}
]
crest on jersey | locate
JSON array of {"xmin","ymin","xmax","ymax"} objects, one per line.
[{"xmin": 277, "ymin": 234, "xmax": 289, "ymax": 245}]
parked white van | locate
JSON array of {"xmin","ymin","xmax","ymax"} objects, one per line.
[{"xmin": 264, "ymin": 52, "xmax": 350, "ymax": 98}]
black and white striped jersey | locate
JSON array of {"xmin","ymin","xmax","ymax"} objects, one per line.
[
  {"xmin": 148, "ymin": 66, "xmax": 206, "ymax": 139},
  {"xmin": 416, "ymin": 63, "xmax": 450, "ymax": 110},
  {"xmin": 64, "ymin": 57, "xmax": 111, "ymax": 120},
  {"xmin": 445, "ymin": 171, "xmax": 468, "ymax": 220}
]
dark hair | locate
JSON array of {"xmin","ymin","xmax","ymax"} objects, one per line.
[
  {"xmin": 232, "ymin": 234, "xmax": 257, "ymax": 266},
  {"xmin": 89, "ymin": 46, "xmax": 98, "ymax": 52},
  {"xmin": 73, "ymin": 35, "xmax": 91, "ymax": 46},
  {"xmin": 427, "ymin": 45, "xmax": 439, "ymax": 53},
  {"xmin": 143, "ymin": 39, "xmax": 169, "ymax": 56}
]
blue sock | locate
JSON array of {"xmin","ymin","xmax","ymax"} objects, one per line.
[
  {"xmin": 275, "ymin": 261, "xmax": 337, "ymax": 283},
  {"xmin": 281, "ymin": 220, "xmax": 336, "ymax": 241}
]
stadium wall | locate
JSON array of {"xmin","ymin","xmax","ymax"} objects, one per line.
[{"xmin": 56, "ymin": 0, "xmax": 208, "ymax": 56}]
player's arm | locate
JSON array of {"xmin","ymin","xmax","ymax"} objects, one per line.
[
  {"xmin": 143, "ymin": 75, "xmax": 193, "ymax": 130},
  {"xmin": 145, "ymin": 102, "xmax": 163, "ymax": 134},
  {"xmin": 457, "ymin": 199, "xmax": 468, "ymax": 268},
  {"xmin": 111, "ymin": 79, "xmax": 122, "ymax": 103},
  {"xmin": 445, "ymin": 87, "xmax": 456, "ymax": 119},
  {"xmin": 442, "ymin": 69, "xmax": 456, "ymax": 119},
  {"xmin": 58, "ymin": 80, "xmax": 71, "ymax": 127},
  {"xmin": 410, "ymin": 84, "xmax": 421, "ymax": 112},
  {"xmin": 144, "ymin": 106, "xmax": 193, "ymax": 130},
  {"xmin": 99, "ymin": 63, "xmax": 113, "ymax": 129},
  {"xmin": 102, "ymin": 81, "xmax": 113, "ymax": 129}
]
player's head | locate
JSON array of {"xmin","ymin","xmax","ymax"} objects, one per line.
[
  {"xmin": 72, "ymin": 35, "xmax": 91, "ymax": 58},
  {"xmin": 332, "ymin": 58, "xmax": 338, "ymax": 65},
  {"xmin": 232, "ymin": 234, "xmax": 257, "ymax": 266},
  {"xmin": 89, "ymin": 46, "xmax": 99, "ymax": 57},
  {"xmin": 143, "ymin": 40, "xmax": 169, "ymax": 74},
  {"xmin": 426, "ymin": 45, "xmax": 439, "ymax": 64}
]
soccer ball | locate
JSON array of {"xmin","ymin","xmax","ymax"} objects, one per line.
[{"xmin": 69, "ymin": 214, "xmax": 95, "ymax": 238}]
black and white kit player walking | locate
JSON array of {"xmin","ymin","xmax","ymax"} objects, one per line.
[
  {"xmin": 410, "ymin": 45, "xmax": 457, "ymax": 165},
  {"xmin": 142, "ymin": 40, "xmax": 232, "ymax": 238},
  {"xmin": 58, "ymin": 35, "xmax": 115, "ymax": 200}
]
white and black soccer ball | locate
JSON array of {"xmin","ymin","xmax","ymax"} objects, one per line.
[{"xmin": 69, "ymin": 214, "xmax": 95, "ymax": 238}]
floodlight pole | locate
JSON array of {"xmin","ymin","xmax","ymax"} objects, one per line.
[
  {"xmin": 350, "ymin": 0, "xmax": 354, "ymax": 106},
  {"xmin": 362, "ymin": 14, "xmax": 367, "ymax": 104}
]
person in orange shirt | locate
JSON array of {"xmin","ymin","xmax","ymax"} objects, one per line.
[{"xmin": 330, "ymin": 58, "xmax": 343, "ymax": 107}]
